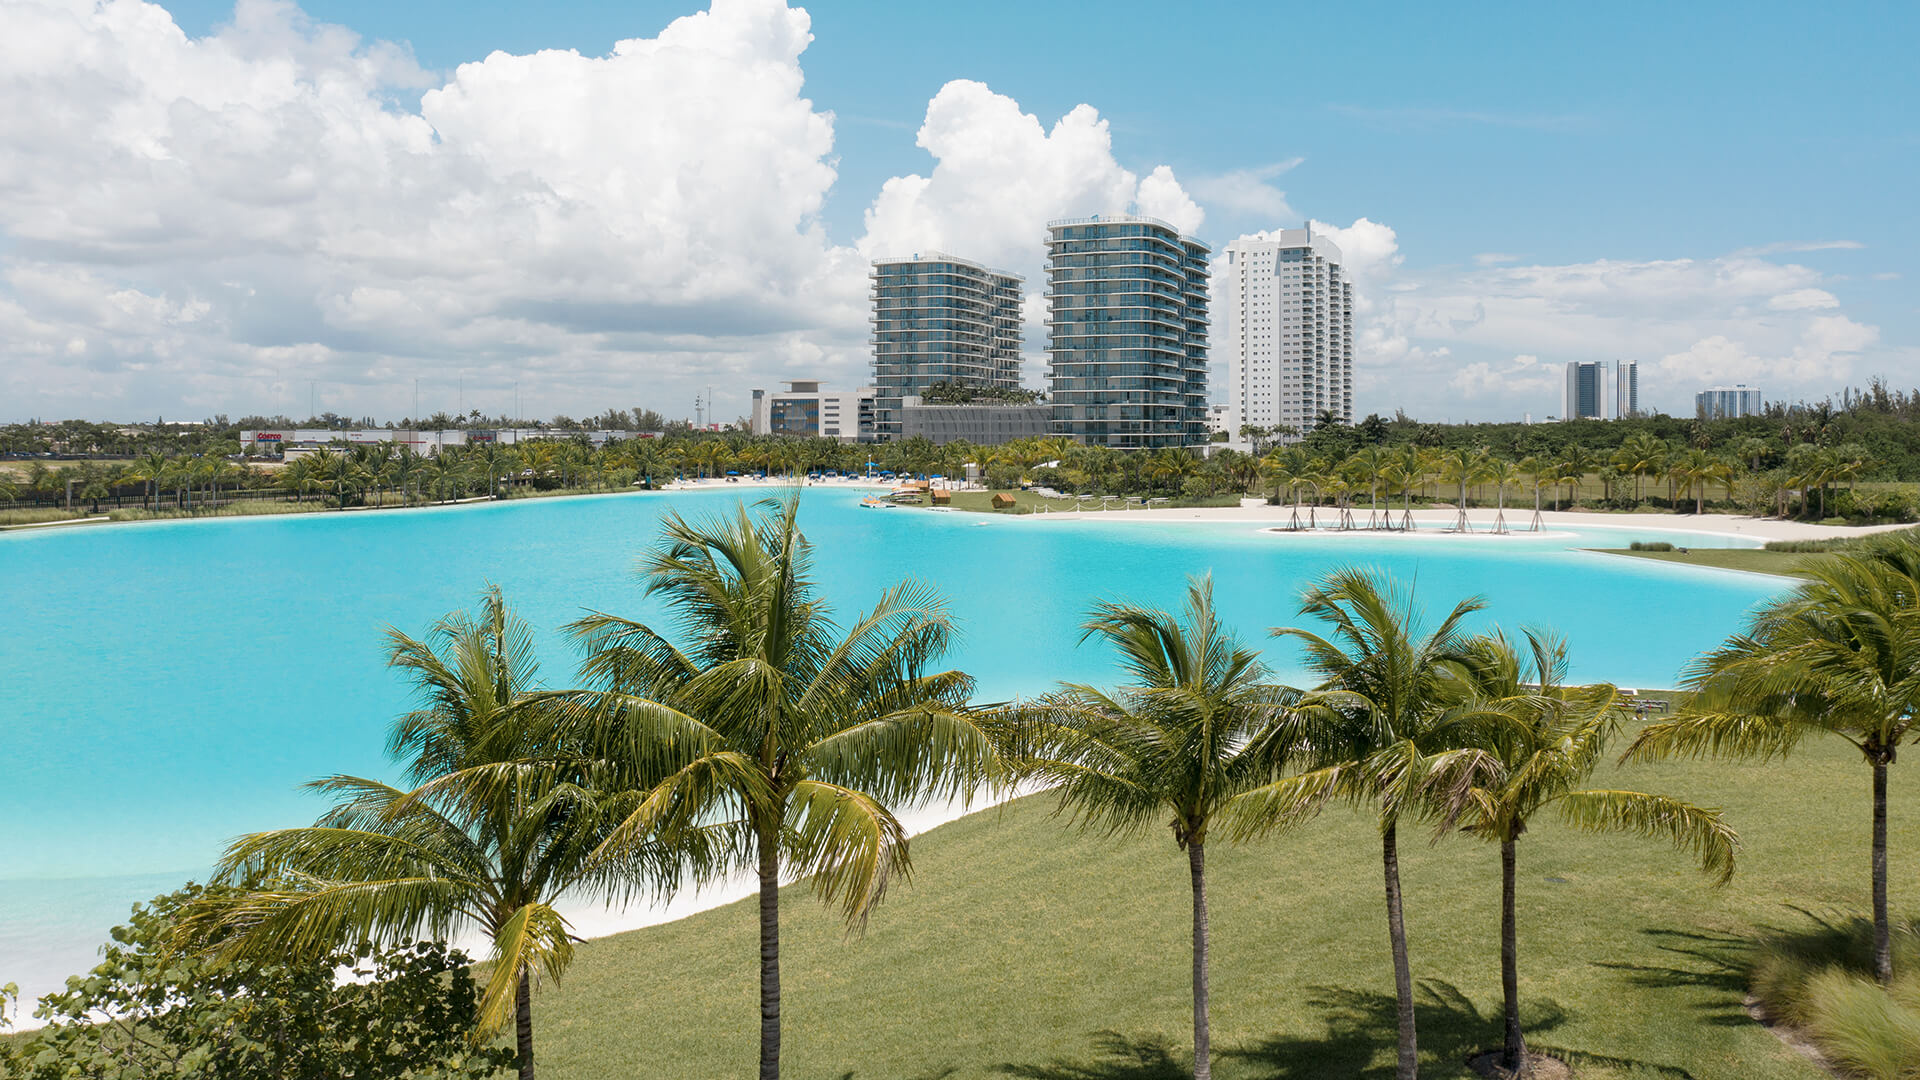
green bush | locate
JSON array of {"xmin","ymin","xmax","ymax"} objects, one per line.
[
  {"xmin": 1629, "ymin": 541, "xmax": 1675, "ymax": 551},
  {"xmin": 3, "ymin": 883, "xmax": 509, "ymax": 1080}
]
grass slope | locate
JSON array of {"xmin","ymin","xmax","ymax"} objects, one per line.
[
  {"xmin": 538, "ymin": 726, "xmax": 1915, "ymax": 1079},
  {"xmin": 1595, "ymin": 548, "xmax": 1829, "ymax": 578}
]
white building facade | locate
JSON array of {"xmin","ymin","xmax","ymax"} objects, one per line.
[
  {"xmin": 1216, "ymin": 228, "xmax": 1354, "ymax": 447},
  {"xmin": 239, "ymin": 428, "xmax": 649, "ymax": 454},
  {"xmin": 748, "ymin": 380, "xmax": 876, "ymax": 442},
  {"xmin": 1616, "ymin": 360, "xmax": 1641, "ymax": 418},
  {"xmin": 1696, "ymin": 384, "xmax": 1763, "ymax": 419}
]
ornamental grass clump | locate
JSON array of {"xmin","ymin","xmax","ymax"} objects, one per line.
[{"xmin": 1749, "ymin": 915, "xmax": 1920, "ymax": 1080}]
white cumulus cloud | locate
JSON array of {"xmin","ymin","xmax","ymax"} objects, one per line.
[
  {"xmin": 1186, "ymin": 159, "xmax": 1301, "ymax": 221},
  {"xmin": 858, "ymin": 79, "xmax": 1204, "ymax": 276},
  {"xmin": 0, "ymin": 0, "xmax": 874, "ymax": 420}
]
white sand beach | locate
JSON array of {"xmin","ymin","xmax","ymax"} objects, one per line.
[{"xmin": 1008, "ymin": 499, "xmax": 1912, "ymax": 543}]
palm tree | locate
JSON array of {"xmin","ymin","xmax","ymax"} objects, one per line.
[
  {"xmin": 1626, "ymin": 534, "xmax": 1920, "ymax": 984},
  {"xmin": 1227, "ymin": 569, "xmax": 1491, "ymax": 1080},
  {"xmin": 1553, "ymin": 447, "xmax": 1595, "ymax": 509},
  {"xmin": 1261, "ymin": 447, "xmax": 1309, "ymax": 526},
  {"xmin": 186, "ymin": 588, "xmax": 681, "ymax": 1080},
  {"xmin": 1393, "ymin": 444, "xmax": 1427, "ymax": 529},
  {"xmin": 1732, "ymin": 436, "xmax": 1772, "ymax": 474},
  {"xmin": 1436, "ymin": 447, "xmax": 1493, "ymax": 531},
  {"xmin": 1350, "ymin": 445, "xmax": 1391, "ymax": 528},
  {"xmin": 1613, "ymin": 434, "xmax": 1663, "ymax": 505},
  {"xmin": 1673, "ymin": 448, "xmax": 1731, "ymax": 514},
  {"xmin": 553, "ymin": 495, "xmax": 994, "ymax": 1080},
  {"xmin": 1455, "ymin": 629, "xmax": 1736, "ymax": 1073},
  {"xmin": 126, "ymin": 451, "xmax": 171, "ymax": 512},
  {"xmin": 990, "ymin": 577, "xmax": 1294, "ymax": 1080},
  {"xmin": 1483, "ymin": 457, "xmax": 1522, "ymax": 533}
]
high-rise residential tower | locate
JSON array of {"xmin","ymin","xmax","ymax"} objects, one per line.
[
  {"xmin": 1045, "ymin": 215, "xmax": 1210, "ymax": 449},
  {"xmin": 1217, "ymin": 228, "xmax": 1355, "ymax": 444},
  {"xmin": 1616, "ymin": 360, "xmax": 1640, "ymax": 418},
  {"xmin": 1696, "ymin": 384, "xmax": 1764, "ymax": 419},
  {"xmin": 1563, "ymin": 361, "xmax": 1608, "ymax": 420},
  {"xmin": 869, "ymin": 253, "xmax": 1024, "ymax": 442}
]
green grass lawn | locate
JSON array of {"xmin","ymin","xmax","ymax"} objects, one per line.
[
  {"xmin": 1594, "ymin": 547, "xmax": 1831, "ymax": 578},
  {"xmin": 534, "ymin": 721, "xmax": 1907, "ymax": 1079}
]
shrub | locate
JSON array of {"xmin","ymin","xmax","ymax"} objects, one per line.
[
  {"xmin": 1629, "ymin": 541, "xmax": 1675, "ymax": 551},
  {"xmin": 1747, "ymin": 913, "xmax": 1920, "ymax": 1080},
  {"xmin": 4, "ymin": 883, "xmax": 509, "ymax": 1080}
]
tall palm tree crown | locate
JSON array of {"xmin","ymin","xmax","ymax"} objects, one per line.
[
  {"xmin": 1626, "ymin": 533, "xmax": 1920, "ymax": 984},
  {"xmin": 991, "ymin": 576, "xmax": 1296, "ymax": 1080},
  {"xmin": 1227, "ymin": 568, "xmax": 1491, "ymax": 1080},
  {"xmin": 1454, "ymin": 628, "xmax": 1736, "ymax": 1072},
  {"xmin": 553, "ymin": 494, "xmax": 994, "ymax": 1080},
  {"xmin": 188, "ymin": 588, "xmax": 661, "ymax": 1080}
]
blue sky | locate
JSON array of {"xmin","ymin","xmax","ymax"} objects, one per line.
[{"xmin": 4, "ymin": 0, "xmax": 1914, "ymax": 423}]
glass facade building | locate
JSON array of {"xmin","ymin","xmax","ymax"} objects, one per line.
[
  {"xmin": 1563, "ymin": 361, "xmax": 1608, "ymax": 420},
  {"xmin": 1045, "ymin": 216, "xmax": 1211, "ymax": 449},
  {"xmin": 869, "ymin": 254, "xmax": 1024, "ymax": 442},
  {"xmin": 1696, "ymin": 384, "xmax": 1764, "ymax": 419}
]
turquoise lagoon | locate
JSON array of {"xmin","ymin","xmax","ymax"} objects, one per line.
[{"xmin": 0, "ymin": 488, "xmax": 1786, "ymax": 1006}]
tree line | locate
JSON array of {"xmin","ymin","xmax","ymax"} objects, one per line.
[
  {"xmin": 4, "ymin": 425, "xmax": 1907, "ymax": 525},
  {"xmin": 11, "ymin": 495, "xmax": 1916, "ymax": 1079}
]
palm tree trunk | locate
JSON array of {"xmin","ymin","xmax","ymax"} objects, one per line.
[
  {"xmin": 1189, "ymin": 839, "xmax": 1211, "ymax": 1080},
  {"xmin": 1501, "ymin": 835, "xmax": 1526, "ymax": 1073},
  {"xmin": 1874, "ymin": 758, "xmax": 1892, "ymax": 985},
  {"xmin": 759, "ymin": 825, "xmax": 782, "ymax": 1080},
  {"xmin": 1383, "ymin": 819, "xmax": 1418, "ymax": 1080},
  {"xmin": 515, "ymin": 966, "xmax": 535, "ymax": 1080}
]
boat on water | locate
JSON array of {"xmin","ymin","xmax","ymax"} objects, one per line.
[{"xmin": 859, "ymin": 496, "xmax": 899, "ymax": 509}]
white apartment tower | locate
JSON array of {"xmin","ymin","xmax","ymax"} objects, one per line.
[
  {"xmin": 1217, "ymin": 228, "xmax": 1354, "ymax": 445},
  {"xmin": 1617, "ymin": 360, "xmax": 1640, "ymax": 418}
]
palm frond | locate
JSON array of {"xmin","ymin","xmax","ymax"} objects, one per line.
[
  {"xmin": 783, "ymin": 779, "xmax": 909, "ymax": 927},
  {"xmin": 1554, "ymin": 789, "xmax": 1738, "ymax": 884},
  {"xmin": 478, "ymin": 902, "xmax": 576, "ymax": 1036}
]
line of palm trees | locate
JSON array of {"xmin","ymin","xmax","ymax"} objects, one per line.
[
  {"xmin": 1241, "ymin": 434, "xmax": 1872, "ymax": 523},
  {"xmin": 8, "ymin": 425, "xmax": 1878, "ymax": 525},
  {"xmin": 175, "ymin": 496, "xmax": 1920, "ymax": 1080}
]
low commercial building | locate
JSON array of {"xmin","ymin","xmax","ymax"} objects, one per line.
[
  {"xmin": 747, "ymin": 381, "xmax": 875, "ymax": 442},
  {"xmin": 239, "ymin": 428, "xmax": 651, "ymax": 454},
  {"xmin": 895, "ymin": 399, "xmax": 1052, "ymax": 445}
]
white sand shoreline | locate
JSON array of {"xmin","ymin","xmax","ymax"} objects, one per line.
[{"xmin": 995, "ymin": 500, "xmax": 1912, "ymax": 543}]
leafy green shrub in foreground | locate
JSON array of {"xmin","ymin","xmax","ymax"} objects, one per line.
[{"xmin": 2, "ymin": 883, "xmax": 509, "ymax": 1080}]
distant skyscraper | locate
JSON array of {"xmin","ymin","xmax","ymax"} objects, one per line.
[
  {"xmin": 1217, "ymin": 227, "xmax": 1355, "ymax": 445},
  {"xmin": 1563, "ymin": 361, "xmax": 1608, "ymax": 420},
  {"xmin": 1045, "ymin": 215, "xmax": 1210, "ymax": 448},
  {"xmin": 1696, "ymin": 384, "xmax": 1764, "ymax": 419},
  {"xmin": 1616, "ymin": 360, "xmax": 1640, "ymax": 418},
  {"xmin": 869, "ymin": 253, "xmax": 1024, "ymax": 442}
]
